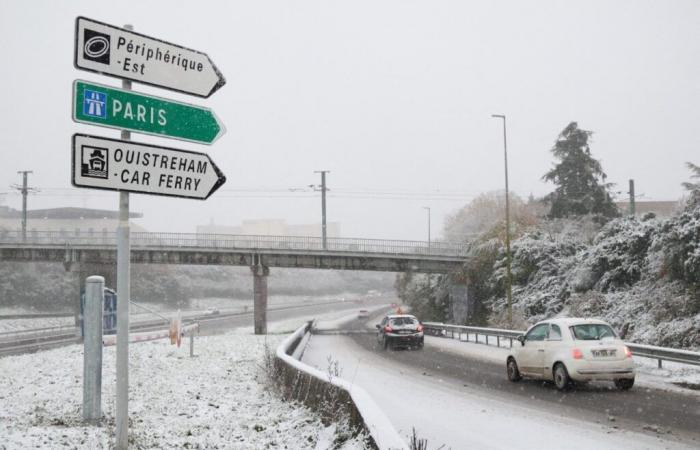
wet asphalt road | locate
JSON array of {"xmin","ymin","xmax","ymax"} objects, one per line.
[{"xmin": 343, "ymin": 313, "xmax": 700, "ymax": 443}]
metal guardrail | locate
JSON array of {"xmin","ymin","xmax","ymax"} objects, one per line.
[
  {"xmin": 423, "ymin": 322, "xmax": 700, "ymax": 368},
  {"xmin": 0, "ymin": 230, "xmax": 469, "ymax": 258}
]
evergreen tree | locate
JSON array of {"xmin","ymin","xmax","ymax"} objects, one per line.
[
  {"xmin": 681, "ymin": 162, "xmax": 700, "ymax": 208},
  {"xmin": 542, "ymin": 122, "xmax": 618, "ymax": 218}
]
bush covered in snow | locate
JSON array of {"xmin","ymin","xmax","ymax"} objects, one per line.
[{"xmin": 422, "ymin": 204, "xmax": 700, "ymax": 350}]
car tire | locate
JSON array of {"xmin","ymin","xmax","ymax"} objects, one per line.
[
  {"xmin": 553, "ymin": 363, "xmax": 572, "ymax": 391},
  {"xmin": 383, "ymin": 337, "xmax": 389, "ymax": 350},
  {"xmin": 507, "ymin": 358, "xmax": 522, "ymax": 382},
  {"xmin": 614, "ymin": 378, "xmax": 635, "ymax": 390}
]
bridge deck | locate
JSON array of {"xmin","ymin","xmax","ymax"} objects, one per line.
[{"xmin": 0, "ymin": 231, "xmax": 467, "ymax": 273}]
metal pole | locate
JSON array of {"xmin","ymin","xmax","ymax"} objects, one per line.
[
  {"xmin": 491, "ymin": 114, "xmax": 513, "ymax": 327},
  {"xmin": 83, "ymin": 275, "xmax": 104, "ymax": 421},
  {"xmin": 16, "ymin": 170, "xmax": 32, "ymax": 242},
  {"xmin": 313, "ymin": 170, "xmax": 330, "ymax": 250},
  {"xmin": 629, "ymin": 179, "xmax": 636, "ymax": 216},
  {"xmin": 189, "ymin": 333, "xmax": 194, "ymax": 357},
  {"xmin": 423, "ymin": 206, "xmax": 431, "ymax": 251},
  {"xmin": 115, "ymin": 24, "xmax": 133, "ymax": 450}
]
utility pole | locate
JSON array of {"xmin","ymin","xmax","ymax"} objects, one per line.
[
  {"xmin": 312, "ymin": 171, "xmax": 330, "ymax": 250},
  {"xmin": 422, "ymin": 206, "xmax": 431, "ymax": 251},
  {"xmin": 628, "ymin": 179, "xmax": 636, "ymax": 216},
  {"xmin": 12, "ymin": 171, "xmax": 36, "ymax": 242},
  {"xmin": 491, "ymin": 114, "xmax": 513, "ymax": 327}
]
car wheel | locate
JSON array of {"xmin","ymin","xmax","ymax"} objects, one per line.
[
  {"xmin": 553, "ymin": 363, "xmax": 571, "ymax": 391},
  {"xmin": 383, "ymin": 337, "xmax": 389, "ymax": 350},
  {"xmin": 506, "ymin": 358, "xmax": 522, "ymax": 382},
  {"xmin": 614, "ymin": 378, "xmax": 635, "ymax": 390}
]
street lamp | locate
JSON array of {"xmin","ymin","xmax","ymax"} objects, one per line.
[
  {"xmin": 491, "ymin": 114, "xmax": 513, "ymax": 327},
  {"xmin": 422, "ymin": 206, "xmax": 431, "ymax": 251}
]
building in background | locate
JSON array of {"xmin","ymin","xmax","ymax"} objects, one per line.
[
  {"xmin": 0, "ymin": 206, "xmax": 146, "ymax": 235},
  {"xmin": 197, "ymin": 219, "xmax": 341, "ymax": 237},
  {"xmin": 615, "ymin": 200, "xmax": 680, "ymax": 218}
]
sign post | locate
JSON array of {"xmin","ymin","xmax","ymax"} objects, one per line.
[
  {"xmin": 73, "ymin": 80, "xmax": 226, "ymax": 145},
  {"xmin": 115, "ymin": 25, "xmax": 133, "ymax": 450},
  {"xmin": 72, "ymin": 18, "xmax": 227, "ymax": 449},
  {"xmin": 72, "ymin": 134, "xmax": 226, "ymax": 199},
  {"xmin": 74, "ymin": 17, "xmax": 225, "ymax": 98}
]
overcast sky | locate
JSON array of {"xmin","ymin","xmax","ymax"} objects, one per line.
[{"xmin": 0, "ymin": 0, "xmax": 698, "ymax": 240}]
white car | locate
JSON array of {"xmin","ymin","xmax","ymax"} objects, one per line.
[{"xmin": 506, "ymin": 318, "xmax": 635, "ymax": 390}]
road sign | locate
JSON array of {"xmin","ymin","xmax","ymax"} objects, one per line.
[
  {"xmin": 74, "ymin": 16, "xmax": 225, "ymax": 98},
  {"xmin": 72, "ymin": 80, "xmax": 226, "ymax": 145},
  {"xmin": 72, "ymin": 133, "xmax": 226, "ymax": 200}
]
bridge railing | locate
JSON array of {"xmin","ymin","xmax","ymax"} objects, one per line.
[{"xmin": 0, "ymin": 230, "xmax": 469, "ymax": 257}]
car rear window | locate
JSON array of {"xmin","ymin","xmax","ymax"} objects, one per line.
[
  {"xmin": 570, "ymin": 324, "xmax": 617, "ymax": 340},
  {"xmin": 389, "ymin": 317, "xmax": 417, "ymax": 326}
]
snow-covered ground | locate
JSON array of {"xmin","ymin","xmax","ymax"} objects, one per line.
[
  {"xmin": 302, "ymin": 333, "xmax": 699, "ymax": 449},
  {"xmin": 0, "ymin": 322, "xmax": 371, "ymax": 448}
]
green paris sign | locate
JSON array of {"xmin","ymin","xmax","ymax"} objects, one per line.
[{"xmin": 72, "ymin": 80, "xmax": 225, "ymax": 145}]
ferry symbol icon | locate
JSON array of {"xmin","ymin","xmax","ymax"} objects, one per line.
[{"xmin": 81, "ymin": 145, "xmax": 108, "ymax": 179}]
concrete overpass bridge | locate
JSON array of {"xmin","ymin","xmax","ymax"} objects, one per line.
[{"xmin": 0, "ymin": 230, "xmax": 468, "ymax": 333}]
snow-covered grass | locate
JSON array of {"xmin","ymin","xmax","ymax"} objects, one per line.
[{"xmin": 0, "ymin": 329, "xmax": 369, "ymax": 449}]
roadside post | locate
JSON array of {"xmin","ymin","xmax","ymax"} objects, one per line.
[
  {"xmin": 115, "ymin": 25, "xmax": 133, "ymax": 450},
  {"xmin": 72, "ymin": 17, "xmax": 226, "ymax": 449},
  {"xmin": 83, "ymin": 275, "xmax": 104, "ymax": 421}
]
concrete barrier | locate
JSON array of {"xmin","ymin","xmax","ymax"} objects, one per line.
[{"xmin": 275, "ymin": 322, "xmax": 408, "ymax": 450}]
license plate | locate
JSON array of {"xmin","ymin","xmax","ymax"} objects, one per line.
[{"xmin": 592, "ymin": 349, "xmax": 616, "ymax": 357}]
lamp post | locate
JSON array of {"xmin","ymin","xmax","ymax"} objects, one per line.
[
  {"xmin": 491, "ymin": 114, "xmax": 513, "ymax": 327},
  {"xmin": 422, "ymin": 206, "xmax": 431, "ymax": 252}
]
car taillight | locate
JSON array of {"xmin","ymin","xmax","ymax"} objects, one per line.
[
  {"xmin": 624, "ymin": 346, "xmax": 632, "ymax": 358},
  {"xmin": 417, "ymin": 324, "xmax": 424, "ymax": 332},
  {"xmin": 572, "ymin": 348, "xmax": 583, "ymax": 359},
  {"xmin": 384, "ymin": 325, "xmax": 393, "ymax": 333}
]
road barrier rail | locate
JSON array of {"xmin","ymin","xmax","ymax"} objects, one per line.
[
  {"xmin": 423, "ymin": 322, "xmax": 700, "ymax": 368},
  {"xmin": 276, "ymin": 321, "xmax": 408, "ymax": 450}
]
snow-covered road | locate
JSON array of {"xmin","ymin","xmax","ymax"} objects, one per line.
[{"xmin": 302, "ymin": 319, "xmax": 700, "ymax": 449}]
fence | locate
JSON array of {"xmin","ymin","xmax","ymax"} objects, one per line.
[
  {"xmin": 0, "ymin": 230, "xmax": 469, "ymax": 257},
  {"xmin": 423, "ymin": 322, "xmax": 700, "ymax": 368}
]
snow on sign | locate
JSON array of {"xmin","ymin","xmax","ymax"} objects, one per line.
[
  {"xmin": 72, "ymin": 134, "xmax": 226, "ymax": 200},
  {"xmin": 74, "ymin": 16, "xmax": 226, "ymax": 98},
  {"xmin": 73, "ymin": 80, "xmax": 226, "ymax": 145}
]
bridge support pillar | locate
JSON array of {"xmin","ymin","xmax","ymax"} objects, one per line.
[{"xmin": 251, "ymin": 264, "xmax": 269, "ymax": 335}]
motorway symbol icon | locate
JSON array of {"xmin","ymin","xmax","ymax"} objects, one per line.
[
  {"xmin": 74, "ymin": 16, "xmax": 226, "ymax": 98},
  {"xmin": 72, "ymin": 134, "xmax": 227, "ymax": 200},
  {"xmin": 72, "ymin": 80, "xmax": 226, "ymax": 145}
]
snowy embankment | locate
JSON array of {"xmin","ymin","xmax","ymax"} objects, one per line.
[{"xmin": 0, "ymin": 329, "xmax": 369, "ymax": 449}]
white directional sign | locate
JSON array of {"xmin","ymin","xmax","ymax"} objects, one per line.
[
  {"xmin": 74, "ymin": 16, "xmax": 226, "ymax": 98},
  {"xmin": 72, "ymin": 134, "xmax": 226, "ymax": 200}
]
